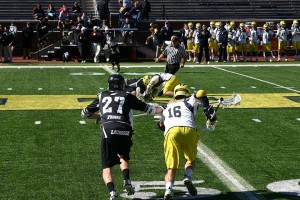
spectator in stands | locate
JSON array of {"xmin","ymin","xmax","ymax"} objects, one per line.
[
  {"xmin": 74, "ymin": 15, "xmax": 84, "ymax": 27},
  {"xmin": 0, "ymin": 25, "xmax": 3, "ymax": 62},
  {"xmin": 161, "ymin": 21, "xmax": 174, "ymax": 50},
  {"xmin": 2, "ymin": 26, "xmax": 15, "ymax": 63},
  {"xmin": 155, "ymin": 35, "xmax": 188, "ymax": 75},
  {"xmin": 36, "ymin": 17, "xmax": 49, "ymax": 49},
  {"xmin": 126, "ymin": 1, "xmax": 141, "ymax": 27},
  {"xmin": 118, "ymin": 7, "xmax": 129, "ymax": 28},
  {"xmin": 217, "ymin": 22, "xmax": 228, "ymax": 62},
  {"xmin": 153, "ymin": 26, "xmax": 164, "ymax": 59},
  {"xmin": 140, "ymin": 0, "xmax": 151, "ymax": 20},
  {"xmin": 291, "ymin": 20, "xmax": 300, "ymax": 56},
  {"xmin": 247, "ymin": 21, "xmax": 261, "ymax": 62},
  {"xmin": 77, "ymin": 27, "xmax": 90, "ymax": 63},
  {"xmin": 81, "ymin": 12, "xmax": 89, "ymax": 26},
  {"xmin": 22, "ymin": 22, "xmax": 34, "ymax": 59},
  {"xmin": 198, "ymin": 24, "xmax": 210, "ymax": 64},
  {"xmin": 90, "ymin": 26, "xmax": 102, "ymax": 63},
  {"xmin": 121, "ymin": 17, "xmax": 134, "ymax": 44},
  {"xmin": 32, "ymin": 4, "xmax": 45, "ymax": 20},
  {"xmin": 47, "ymin": 4, "xmax": 56, "ymax": 20},
  {"xmin": 236, "ymin": 22, "xmax": 247, "ymax": 62},
  {"xmin": 71, "ymin": 2, "xmax": 82, "ymax": 22},
  {"xmin": 145, "ymin": 22, "xmax": 157, "ymax": 46},
  {"xmin": 58, "ymin": 5, "xmax": 70, "ymax": 30},
  {"xmin": 59, "ymin": 4, "xmax": 70, "ymax": 16},
  {"xmin": 97, "ymin": 0, "xmax": 110, "ymax": 23},
  {"xmin": 262, "ymin": 23, "xmax": 274, "ymax": 62},
  {"xmin": 118, "ymin": 0, "xmax": 132, "ymax": 12},
  {"xmin": 179, "ymin": 23, "xmax": 188, "ymax": 50},
  {"xmin": 85, "ymin": 16, "xmax": 95, "ymax": 30},
  {"xmin": 276, "ymin": 21, "xmax": 289, "ymax": 61}
]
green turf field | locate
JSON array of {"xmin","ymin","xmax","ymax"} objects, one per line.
[{"xmin": 0, "ymin": 62, "xmax": 299, "ymax": 200}]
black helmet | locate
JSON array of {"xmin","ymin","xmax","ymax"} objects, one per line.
[{"xmin": 108, "ymin": 74, "xmax": 125, "ymax": 90}]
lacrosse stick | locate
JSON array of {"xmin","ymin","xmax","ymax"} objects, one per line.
[{"xmin": 209, "ymin": 93, "xmax": 241, "ymax": 108}]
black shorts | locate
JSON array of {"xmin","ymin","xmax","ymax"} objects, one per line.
[
  {"xmin": 165, "ymin": 63, "xmax": 180, "ymax": 75},
  {"xmin": 101, "ymin": 125, "xmax": 133, "ymax": 169}
]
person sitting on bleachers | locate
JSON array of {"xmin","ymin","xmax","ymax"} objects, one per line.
[
  {"xmin": 121, "ymin": 17, "xmax": 134, "ymax": 44},
  {"xmin": 71, "ymin": 2, "xmax": 82, "ymax": 22},
  {"xmin": 47, "ymin": 4, "xmax": 56, "ymax": 20},
  {"xmin": 118, "ymin": 7, "xmax": 130, "ymax": 28},
  {"xmin": 32, "ymin": 3, "xmax": 45, "ymax": 20},
  {"xmin": 99, "ymin": 19, "xmax": 109, "ymax": 30},
  {"xmin": 118, "ymin": 0, "xmax": 132, "ymax": 12},
  {"xmin": 126, "ymin": 1, "xmax": 141, "ymax": 27},
  {"xmin": 57, "ymin": 4, "xmax": 70, "ymax": 30}
]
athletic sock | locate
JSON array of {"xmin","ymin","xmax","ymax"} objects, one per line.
[
  {"xmin": 165, "ymin": 182, "xmax": 173, "ymax": 190},
  {"xmin": 107, "ymin": 182, "xmax": 115, "ymax": 192}
]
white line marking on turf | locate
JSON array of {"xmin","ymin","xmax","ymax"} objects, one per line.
[
  {"xmin": 79, "ymin": 121, "xmax": 86, "ymax": 124},
  {"xmin": 35, "ymin": 121, "xmax": 41, "ymax": 125},
  {"xmin": 7, "ymin": 88, "xmax": 12, "ymax": 90},
  {"xmin": 38, "ymin": 88, "xmax": 43, "ymax": 90},
  {"xmin": 102, "ymin": 66, "xmax": 116, "ymax": 74},
  {"xmin": 212, "ymin": 67, "xmax": 300, "ymax": 93},
  {"xmin": 220, "ymin": 86, "xmax": 226, "ymax": 89},
  {"xmin": 69, "ymin": 88, "xmax": 74, "ymax": 90},
  {"xmin": 297, "ymin": 118, "xmax": 300, "ymax": 122},
  {"xmin": 250, "ymin": 86, "xmax": 256, "ymax": 88},
  {"xmin": 198, "ymin": 142, "xmax": 261, "ymax": 200},
  {"xmin": 252, "ymin": 119, "xmax": 262, "ymax": 122}
]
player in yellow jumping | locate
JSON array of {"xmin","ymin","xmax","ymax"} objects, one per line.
[{"xmin": 158, "ymin": 84, "xmax": 217, "ymax": 200}]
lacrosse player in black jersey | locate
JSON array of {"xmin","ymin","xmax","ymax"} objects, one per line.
[{"xmin": 81, "ymin": 74, "xmax": 163, "ymax": 200}]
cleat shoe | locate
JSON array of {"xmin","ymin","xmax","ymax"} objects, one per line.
[
  {"xmin": 164, "ymin": 189, "xmax": 174, "ymax": 200},
  {"xmin": 124, "ymin": 184, "xmax": 135, "ymax": 195},
  {"xmin": 183, "ymin": 178, "xmax": 197, "ymax": 196},
  {"xmin": 109, "ymin": 191, "xmax": 118, "ymax": 200}
]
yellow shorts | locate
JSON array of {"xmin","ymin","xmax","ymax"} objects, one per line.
[
  {"xmin": 163, "ymin": 76, "xmax": 179, "ymax": 95},
  {"xmin": 227, "ymin": 46, "xmax": 235, "ymax": 54},
  {"xmin": 164, "ymin": 127, "xmax": 198, "ymax": 169},
  {"xmin": 193, "ymin": 43, "xmax": 199, "ymax": 53},
  {"xmin": 249, "ymin": 42, "xmax": 258, "ymax": 52},
  {"xmin": 293, "ymin": 41, "xmax": 300, "ymax": 50},
  {"xmin": 209, "ymin": 40, "xmax": 214, "ymax": 49},
  {"xmin": 263, "ymin": 44, "xmax": 272, "ymax": 52},
  {"xmin": 278, "ymin": 41, "xmax": 287, "ymax": 51},
  {"xmin": 237, "ymin": 43, "xmax": 247, "ymax": 52},
  {"xmin": 187, "ymin": 42, "xmax": 194, "ymax": 51}
]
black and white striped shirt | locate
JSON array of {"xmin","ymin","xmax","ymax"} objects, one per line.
[{"xmin": 162, "ymin": 45, "xmax": 188, "ymax": 64}]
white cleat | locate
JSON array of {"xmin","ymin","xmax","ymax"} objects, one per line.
[
  {"xmin": 109, "ymin": 191, "xmax": 118, "ymax": 200},
  {"xmin": 164, "ymin": 188, "xmax": 174, "ymax": 200},
  {"xmin": 183, "ymin": 178, "xmax": 197, "ymax": 196}
]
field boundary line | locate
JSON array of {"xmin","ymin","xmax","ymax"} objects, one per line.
[
  {"xmin": 198, "ymin": 142, "xmax": 265, "ymax": 200},
  {"xmin": 212, "ymin": 66, "xmax": 300, "ymax": 93}
]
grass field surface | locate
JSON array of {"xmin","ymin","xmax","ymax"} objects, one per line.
[{"xmin": 0, "ymin": 62, "xmax": 299, "ymax": 200}]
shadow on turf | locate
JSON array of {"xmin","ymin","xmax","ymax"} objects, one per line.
[{"xmin": 131, "ymin": 190, "xmax": 299, "ymax": 200}]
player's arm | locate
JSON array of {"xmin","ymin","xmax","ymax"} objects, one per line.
[
  {"xmin": 81, "ymin": 97, "xmax": 101, "ymax": 120},
  {"xmin": 194, "ymin": 89, "xmax": 217, "ymax": 123},
  {"xmin": 128, "ymin": 93, "xmax": 164, "ymax": 115}
]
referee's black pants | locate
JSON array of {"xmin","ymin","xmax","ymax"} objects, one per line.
[{"xmin": 165, "ymin": 63, "xmax": 179, "ymax": 75}]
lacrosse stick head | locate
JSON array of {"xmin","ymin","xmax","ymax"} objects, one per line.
[{"xmin": 221, "ymin": 93, "xmax": 241, "ymax": 107}]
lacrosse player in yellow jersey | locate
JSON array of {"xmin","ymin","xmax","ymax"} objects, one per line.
[
  {"xmin": 262, "ymin": 23, "xmax": 274, "ymax": 62},
  {"xmin": 208, "ymin": 21, "xmax": 218, "ymax": 61},
  {"xmin": 247, "ymin": 21, "xmax": 262, "ymax": 62},
  {"xmin": 193, "ymin": 23, "xmax": 201, "ymax": 62},
  {"xmin": 276, "ymin": 20, "xmax": 289, "ymax": 61},
  {"xmin": 157, "ymin": 84, "xmax": 217, "ymax": 200},
  {"xmin": 214, "ymin": 22, "xmax": 222, "ymax": 62},
  {"xmin": 236, "ymin": 22, "xmax": 247, "ymax": 61},
  {"xmin": 291, "ymin": 19, "xmax": 300, "ymax": 56},
  {"xmin": 227, "ymin": 25, "xmax": 237, "ymax": 62},
  {"xmin": 186, "ymin": 22, "xmax": 194, "ymax": 62}
]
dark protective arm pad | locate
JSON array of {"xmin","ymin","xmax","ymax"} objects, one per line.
[
  {"xmin": 157, "ymin": 122, "xmax": 165, "ymax": 131},
  {"xmin": 203, "ymin": 105, "xmax": 217, "ymax": 122}
]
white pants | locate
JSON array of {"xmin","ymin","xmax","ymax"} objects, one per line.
[
  {"xmin": 92, "ymin": 43, "xmax": 101, "ymax": 63},
  {"xmin": 3, "ymin": 45, "xmax": 12, "ymax": 62}
]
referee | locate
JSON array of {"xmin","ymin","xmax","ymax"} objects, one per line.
[{"xmin": 155, "ymin": 35, "xmax": 188, "ymax": 75}]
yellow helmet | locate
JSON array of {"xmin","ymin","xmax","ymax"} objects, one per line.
[
  {"xmin": 142, "ymin": 75, "xmax": 152, "ymax": 86},
  {"xmin": 210, "ymin": 21, "xmax": 215, "ymax": 25},
  {"xmin": 280, "ymin": 20, "xmax": 286, "ymax": 25},
  {"xmin": 251, "ymin": 21, "xmax": 256, "ymax": 25},
  {"xmin": 293, "ymin": 19, "xmax": 299, "ymax": 24},
  {"xmin": 240, "ymin": 23, "xmax": 245, "ymax": 27},
  {"xmin": 228, "ymin": 25, "xmax": 232, "ymax": 30},
  {"xmin": 188, "ymin": 22, "xmax": 193, "ymax": 28},
  {"xmin": 215, "ymin": 22, "xmax": 221, "ymax": 26},
  {"xmin": 154, "ymin": 28, "xmax": 158, "ymax": 33},
  {"xmin": 230, "ymin": 21, "xmax": 235, "ymax": 26},
  {"xmin": 196, "ymin": 23, "xmax": 201, "ymax": 28},
  {"xmin": 174, "ymin": 83, "xmax": 190, "ymax": 99},
  {"xmin": 263, "ymin": 24, "xmax": 269, "ymax": 28}
]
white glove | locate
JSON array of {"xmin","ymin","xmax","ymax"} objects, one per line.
[{"xmin": 206, "ymin": 120, "xmax": 217, "ymax": 132}]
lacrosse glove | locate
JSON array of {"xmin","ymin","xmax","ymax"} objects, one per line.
[
  {"xmin": 204, "ymin": 105, "xmax": 217, "ymax": 123},
  {"xmin": 157, "ymin": 122, "xmax": 165, "ymax": 131}
]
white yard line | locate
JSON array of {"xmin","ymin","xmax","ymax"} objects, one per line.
[
  {"xmin": 198, "ymin": 142, "xmax": 262, "ymax": 200},
  {"xmin": 212, "ymin": 66, "xmax": 300, "ymax": 93}
]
